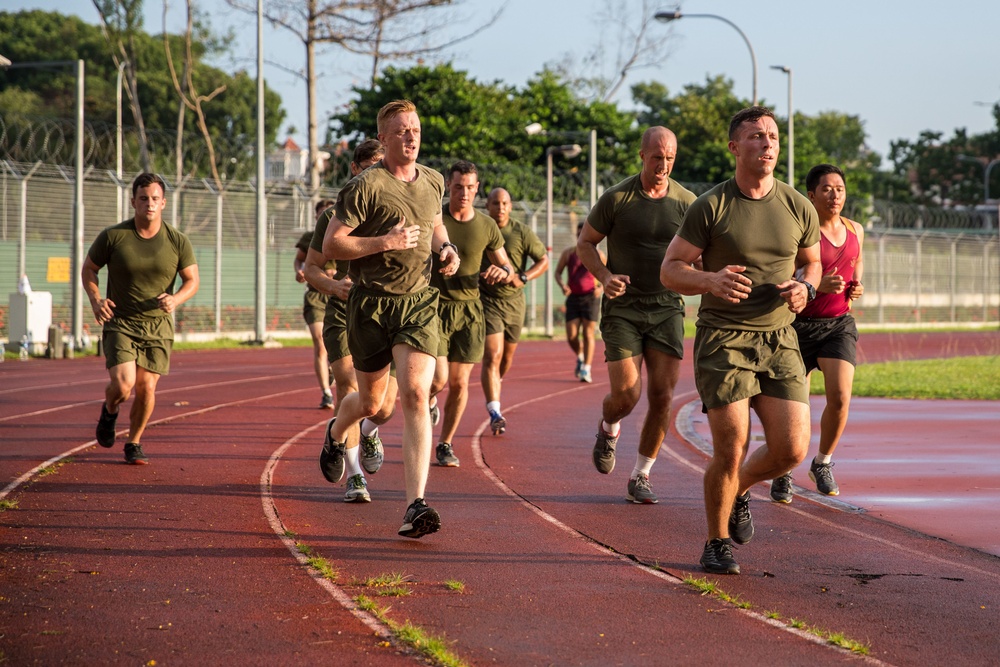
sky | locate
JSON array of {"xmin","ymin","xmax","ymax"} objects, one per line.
[{"xmin": 7, "ymin": 0, "xmax": 1000, "ymax": 163}]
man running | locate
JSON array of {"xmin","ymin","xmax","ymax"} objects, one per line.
[
  {"xmin": 295, "ymin": 199, "xmax": 336, "ymax": 409},
  {"xmin": 555, "ymin": 222, "xmax": 603, "ymax": 383}
]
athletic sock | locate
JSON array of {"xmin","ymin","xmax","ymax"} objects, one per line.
[
  {"xmin": 602, "ymin": 420, "xmax": 621, "ymax": 437},
  {"xmin": 322, "ymin": 388, "xmax": 333, "ymax": 397},
  {"xmin": 345, "ymin": 443, "xmax": 363, "ymax": 477},
  {"xmin": 486, "ymin": 400, "xmax": 501, "ymax": 416},
  {"xmin": 815, "ymin": 454, "xmax": 832, "ymax": 465},
  {"xmin": 360, "ymin": 419, "xmax": 378, "ymax": 438},
  {"xmin": 581, "ymin": 364, "xmax": 591, "ymax": 373},
  {"xmin": 631, "ymin": 454, "xmax": 655, "ymax": 480}
]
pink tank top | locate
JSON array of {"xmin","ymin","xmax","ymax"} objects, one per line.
[
  {"xmin": 800, "ymin": 218, "xmax": 860, "ymax": 319},
  {"xmin": 567, "ymin": 251, "xmax": 596, "ymax": 295}
]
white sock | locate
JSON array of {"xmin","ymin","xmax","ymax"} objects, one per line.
[
  {"xmin": 602, "ymin": 420, "xmax": 620, "ymax": 436},
  {"xmin": 578, "ymin": 353, "xmax": 584, "ymax": 362},
  {"xmin": 360, "ymin": 419, "xmax": 378, "ymax": 438},
  {"xmin": 323, "ymin": 388, "xmax": 333, "ymax": 397},
  {"xmin": 486, "ymin": 401, "xmax": 501, "ymax": 415},
  {"xmin": 815, "ymin": 453, "xmax": 832, "ymax": 465},
  {"xmin": 632, "ymin": 454, "xmax": 655, "ymax": 479},
  {"xmin": 345, "ymin": 444, "xmax": 363, "ymax": 477},
  {"xmin": 582, "ymin": 364, "xmax": 591, "ymax": 373}
]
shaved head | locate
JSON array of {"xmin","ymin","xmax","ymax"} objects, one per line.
[{"xmin": 641, "ymin": 126, "xmax": 677, "ymax": 153}]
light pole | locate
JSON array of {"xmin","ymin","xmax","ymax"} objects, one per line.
[
  {"xmin": 527, "ymin": 123, "xmax": 598, "ymax": 208},
  {"xmin": 771, "ymin": 65, "xmax": 793, "ymax": 186},
  {"xmin": 957, "ymin": 154, "xmax": 1000, "ymax": 202},
  {"xmin": 546, "ymin": 144, "xmax": 582, "ymax": 337},
  {"xmin": 116, "ymin": 60, "xmax": 128, "ymax": 223},
  {"xmin": 654, "ymin": 10, "xmax": 758, "ymax": 106}
]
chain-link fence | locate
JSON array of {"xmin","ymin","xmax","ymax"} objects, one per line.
[{"xmin": 2, "ymin": 162, "xmax": 998, "ymax": 348}]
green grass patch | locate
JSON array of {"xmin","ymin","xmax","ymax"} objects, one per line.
[
  {"xmin": 374, "ymin": 586, "xmax": 413, "ymax": 598},
  {"xmin": 0, "ymin": 499, "xmax": 18, "ymax": 512},
  {"xmin": 37, "ymin": 459, "xmax": 70, "ymax": 478},
  {"xmin": 358, "ymin": 572, "xmax": 409, "ymax": 587},
  {"xmin": 354, "ymin": 595, "xmax": 468, "ymax": 667},
  {"xmin": 812, "ymin": 355, "xmax": 1000, "ymax": 400},
  {"xmin": 295, "ymin": 542, "xmax": 339, "ymax": 581},
  {"xmin": 444, "ymin": 579, "xmax": 465, "ymax": 593}
]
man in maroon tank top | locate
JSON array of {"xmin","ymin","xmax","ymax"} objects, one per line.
[
  {"xmin": 555, "ymin": 222, "xmax": 604, "ymax": 382},
  {"xmin": 770, "ymin": 164, "xmax": 865, "ymax": 502}
]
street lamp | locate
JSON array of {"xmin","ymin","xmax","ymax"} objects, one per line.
[
  {"xmin": 957, "ymin": 154, "xmax": 1000, "ymax": 202},
  {"xmin": 116, "ymin": 60, "xmax": 128, "ymax": 223},
  {"xmin": 527, "ymin": 123, "xmax": 598, "ymax": 209},
  {"xmin": 771, "ymin": 65, "xmax": 793, "ymax": 187},
  {"xmin": 654, "ymin": 10, "xmax": 758, "ymax": 106},
  {"xmin": 546, "ymin": 143, "xmax": 582, "ymax": 337}
]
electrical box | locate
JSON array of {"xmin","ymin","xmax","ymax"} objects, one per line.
[{"xmin": 8, "ymin": 291, "xmax": 53, "ymax": 354}]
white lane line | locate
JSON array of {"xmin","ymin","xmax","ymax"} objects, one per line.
[
  {"xmin": 260, "ymin": 423, "xmax": 397, "ymax": 644},
  {"xmin": 0, "ymin": 387, "xmax": 310, "ymax": 500}
]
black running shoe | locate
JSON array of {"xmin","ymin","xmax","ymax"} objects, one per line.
[
  {"xmin": 700, "ymin": 538, "xmax": 740, "ymax": 575},
  {"xmin": 96, "ymin": 403, "xmax": 118, "ymax": 448},
  {"xmin": 592, "ymin": 425, "xmax": 617, "ymax": 474},
  {"xmin": 319, "ymin": 418, "xmax": 346, "ymax": 483},
  {"xmin": 770, "ymin": 473, "xmax": 794, "ymax": 504},
  {"xmin": 398, "ymin": 498, "xmax": 441, "ymax": 538},
  {"xmin": 809, "ymin": 460, "xmax": 840, "ymax": 496},
  {"xmin": 435, "ymin": 442, "xmax": 460, "ymax": 467},
  {"xmin": 728, "ymin": 491, "xmax": 754, "ymax": 545},
  {"xmin": 123, "ymin": 442, "xmax": 149, "ymax": 465}
]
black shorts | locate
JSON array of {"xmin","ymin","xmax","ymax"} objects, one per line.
[
  {"xmin": 792, "ymin": 313, "xmax": 858, "ymax": 373},
  {"xmin": 566, "ymin": 291, "xmax": 600, "ymax": 322}
]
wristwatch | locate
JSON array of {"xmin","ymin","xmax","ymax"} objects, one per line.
[
  {"xmin": 799, "ymin": 280, "xmax": 817, "ymax": 302},
  {"xmin": 440, "ymin": 242, "xmax": 458, "ymax": 254},
  {"xmin": 518, "ymin": 272, "xmax": 529, "ymax": 284}
]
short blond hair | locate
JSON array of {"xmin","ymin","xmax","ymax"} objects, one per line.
[{"xmin": 377, "ymin": 99, "xmax": 417, "ymax": 134}]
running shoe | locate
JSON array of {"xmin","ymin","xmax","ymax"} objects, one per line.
[
  {"xmin": 360, "ymin": 431, "xmax": 384, "ymax": 474},
  {"xmin": 592, "ymin": 425, "xmax": 617, "ymax": 474},
  {"xmin": 398, "ymin": 498, "xmax": 441, "ymax": 538},
  {"xmin": 96, "ymin": 403, "xmax": 118, "ymax": 448},
  {"xmin": 579, "ymin": 368, "xmax": 593, "ymax": 383},
  {"xmin": 770, "ymin": 473, "xmax": 794, "ymax": 504},
  {"xmin": 435, "ymin": 442, "xmax": 460, "ymax": 467},
  {"xmin": 627, "ymin": 473, "xmax": 658, "ymax": 504},
  {"xmin": 319, "ymin": 392, "xmax": 334, "ymax": 410},
  {"xmin": 344, "ymin": 474, "xmax": 371, "ymax": 503},
  {"xmin": 319, "ymin": 418, "xmax": 346, "ymax": 483},
  {"xmin": 429, "ymin": 402, "xmax": 441, "ymax": 426},
  {"xmin": 728, "ymin": 491, "xmax": 754, "ymax": 545},
  {"xmin": 574, "ymin": 358, "xmax": 583, "ymax": 379},
  {"xmin": 489, "ymin": 410, "xmax": 507, "ymax": 436},
  {"xmin": 123, "ymin": 442, "xmax": 148, "ymax": 465},
  {"xmin": 810, "ymin": 460, "xmax": 840, "ymax": 496},
  {"xmin": 700, "ymin": 538, "xmax": 740, "ymax": 575}
]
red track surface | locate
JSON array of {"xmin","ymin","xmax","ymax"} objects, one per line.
[{"xmin": 1, "ymin": 331, "xmax": 998, "ymax": 665}]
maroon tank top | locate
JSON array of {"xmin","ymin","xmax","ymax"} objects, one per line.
[
  {"xmin": 567, "ymin": 251, "xmax": 596, "ymax": 295},
  {"xmin": 800, "ymin": 218, "xmax": 860, "ymax": 318}
]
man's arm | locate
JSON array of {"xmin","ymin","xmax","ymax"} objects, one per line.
[
  {"xmin": 323, "ymin": 212, "xmax": 419, "ymax": 261},
  {"xmin": 847, "ymin": 222, "xmax": 865, "ymax": 301},
  {"xmin": 577, "ymin": 222, "xmax": 629, "ymax": 298},
  {"xmin": 554, "ymin": 246, "xmax": 572, "ymax": 295},
  {"xmin": 304, "ymin": 248, "xmax": 352, "ymax": 301},
  {"xmin": 519, "ymin": 252, "xmax": 549, "ymax": 288},
  {"xmin": 157, "ymin": 264, "xmax": 200, "ymax": 315},
  {"xmin": 82, "ymin": 256, "xmax": 115, "ymax": 325},
  {"xmin": 660, "ymin": 236, "xmax": 751, "ymax": 303},
  {"xmin": 293, "ymin": 248, "xmax": 308, "ymax": 283},
  {"xmin": 430, "ymin": 212, "xmax": 460, "ymax": 276},
  {"xmin": 482, "ymin": 246, "xmax": 514, "ymax": 285},
  {"xmin": 780, "ymin": 243, "xmax": 821, "ymax": 313}
]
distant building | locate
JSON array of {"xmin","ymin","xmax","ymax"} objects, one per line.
[{"xmin": 266, "ymin": 138, "xmax": 331, "ymax": 182}]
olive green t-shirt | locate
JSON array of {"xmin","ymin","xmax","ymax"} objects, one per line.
[
  {"xmin": 587, "ymin": 174, "xmax": 696, "ymax": 297},
  {"xmin": 86, "ymin": 218, "xmax": 197, "ymax": 339},
  {"xmin": 308, "ymin": 209, "xmax": 349, "ymax": 281},
  {"xmin": 678, "ymin": 178, "xmax": 820, "ymax": 331},
  {"xmin": 479, "ymin": 218, "xmax": 546, "ymax": 300},
  {"xmin": 333, "ymin": 161, "xmax": 446, "ymax": 295},
  {"xmin": 431, "ymin": 207, "xmax": 504, "ymax": 302}
]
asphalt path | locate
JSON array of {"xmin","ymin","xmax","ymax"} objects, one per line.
[{"xmin": 1, "ymin": 331, "xmax": 998, "ymax": 665}]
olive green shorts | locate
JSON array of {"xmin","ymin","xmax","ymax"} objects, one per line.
[
  {"xmin": 347, "ymin": 285, "xmax": 440, "ymax": 373},
  {"xmin": 693, "ymin": 325, "xmax": 808, "ymax": 410},
  {"xmin": 302, "ymin": 289, "xmax": 329, "ymax": 326},
  {"xmin": 437, "ymin": 299, "xmax": 485, "ymax": 363},
  {"xmin": 600, "ymin": 292, "xmax": 685, "ymax": 362},
  {"xmin": 322, "ymin": 297, "xmax": 350, "ymax": 361},
  {"xmin": 103, "ymin": 329, "xmax": 172, "ymax": 375},
  {"xmin": 483, "ymin": 293, "xmax": 525, "ymax": 343}
]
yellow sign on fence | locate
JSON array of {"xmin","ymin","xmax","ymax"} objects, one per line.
[{"xmin": 47, "ymin": 257, "xmax": 71, "ymax": 283}]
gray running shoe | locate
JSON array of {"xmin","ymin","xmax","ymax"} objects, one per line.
[
  {"xmin": 360, "ymin": 431, "xmax": 384, "ymax": 474},
  {"xmin": 398, "ymin": 498, "xmax": 441, "ymax": 538},
  {"xmin": 770, "ymin": 473, "xmax": 794, "ymax": 504},
  {"xmin": 124, "ymin": 442, "xmax": 148, "ymax": 465},
  {"xmin": 592, "ymin": 426, "xmax": 617, "ymax": 474},
  {"xmin": 579, "ymin": 368, "xmax": 593, "ymax": 383},
  {"xmin": 728, "ymin": 491, "xmax": 754, "ymax": 545},
  {"xmin": 96, "ymin": 403, "xmax": 118, "ymax": 448},
  {"xmin": 429, "ymin": 402, "xmax": 441, "ymax": 426},
  {"xmin": 574, "ymin": 358, "xmax": 583, "ymax": 379},
  {"xmin": 810, "ymin": 460, "xmax": 840, "ymax": 496},
  {"xmin": 700, "ymin": 538, "xmax": 740, "ymax": 575},
  {"xmin": 344, "ymin": 474, "xmax": 371, "ymax": 503},
  {"xmin": 435, "ymin": 442, "xmax": 460, "ymax": 467},
  {"xmin": 319, "ymin": 418, "xmax": 346, "ymax": 483},
  {"xmin": 489, "ymin": 411, "xmax": 507, "ymax": 435},
  {"xmin": 319, "ymin": 392, "xmax": 334, "ymax": 409},
  {"xmin": 627, "ymin": 473, "xmax": 658, "ymax": 504}
]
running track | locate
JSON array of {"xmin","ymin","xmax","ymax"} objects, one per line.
[{"xmin": 1, "ymin": 331, "xmax": 998, "ymax": 665}]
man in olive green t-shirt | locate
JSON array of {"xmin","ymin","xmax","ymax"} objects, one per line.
[
  {"xmin": 661, "ymin": 106, "xmax": 821, "ymax": 575},
  {"xmin": 320, "ymin": 100, "xmax": 460, "ymax": 539},
  {"xmin": 82, "ymin": 172, "xmax": 200, "ymax": 465},
  {"xmin": 577, "ymin": 126, "xmax": 696, "ymax": 506},
  {"xmin": 428, "ymin": 161, "xmax": 513, "ymax": 468},
  {"xmin": 294, "ymin": 199, "xmax": 335, "ymax": 409},
  {"xmin": 478, "ymin": 187, "xmax": 549, "ymax": 436}
]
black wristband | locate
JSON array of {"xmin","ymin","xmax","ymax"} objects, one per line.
[
  {"xmin": 518, "ymin": 272, "xmax": 529, "ymax": 284},
  {"xmin": 799, "ymin": 280, "xmax": 817, "ymax": 302},
  {"xmin": 500, "ymin": 265, "xmax": 512, "ymax": 274},
  {"xmin": 440, "ymin": 242, "xmax": 457, "ymax": 254}
]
